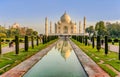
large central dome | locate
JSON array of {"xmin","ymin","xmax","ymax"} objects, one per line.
[{"xmin": 61, "ymin": 12, "xmax": 71, "ymax": 23}]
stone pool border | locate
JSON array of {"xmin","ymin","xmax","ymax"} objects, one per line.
[
  {"xmin": 69, "ymin": 39, "xmax": 110, "ymax": 77},
  {"xmin": 0, "ymin": 41, "xmax": 58, "ymax": 77}
]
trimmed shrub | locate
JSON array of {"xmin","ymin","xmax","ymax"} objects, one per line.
[
  {"xmin": 85, "ymin": 36, "xmax": 88, "ymax": 46},
  {"xmin": 36, "ymin": 36, "xmax": 39, "ymax": 46},
  {"xmin": 118, "ymin": 40, "xmax": 120, "ymax": 60},
  {"xmin": 96, "ymin": 36, "xmax": 101, "ymax": 52},
  {"xmin": 6, "ymin": 39, "xmax": 10, "ymax": 42},
  {"xmin": 114, "ymin": 39, "xmax": 119, "ymax": 43},
  {"xmin": 25, "ymin": 36, "xmax": 28, "ymax": 51},
  {"xmin": 19, "ymin": 39, "xmax": 24, "ymax": 42},
  {"xmin": 0, "ymin": 37, "xmax": 1, "ymax": 54},
  {"xmin": 42, "ymin": 36, "xmax": 45, "ymax": 44},
  {"xmin": 1, "ymin": 39, "xmax": 4, "ymax": 42},
  {"xmin": 15, "ymin": 36, "xmax": 19, "ymax": 55},
  {"xmin": 92, "ymin": 36, "xmax": 95, "ymax": 48},
  {"xmin": 31, "ymin": 36, "xmax": 34, "ymax": 49},
  {"xmin": 12, "ymin": 39, "xmax": 15, "ymax": 42},
  {"xmin": 105, "ymin": 36, "xmax": 108, "ymax": 55},
  {"xmin": 108, "ymin": 39, "xmax": 112, "ymax": 42}
]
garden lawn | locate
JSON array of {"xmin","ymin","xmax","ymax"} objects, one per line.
[
  {"xmin": 0, "ymin": 39, "xmax": 58, "ymax": 74},
  {"xmin": 72, "ymin": 39, "xmax": 120, "ymax": 77},
  {"xmin": 108, "ymin": 42, "xmax": 119, "ymax": 46}
]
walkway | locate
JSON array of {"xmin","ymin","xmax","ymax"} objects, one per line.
[
  {"xmin": 102, "ymin": 44, "xmax": 119, "ymax": 53},
  {"xmin": 70, "ymin": 40, "xmax": 110, "ymax": 77},
  {"xmin": 88, "ymin": 40, "xmax": 119, "ymax": 53},
  {"xmin": 1, "ymin": 42, "xmax": 35, "ymax": 54}
]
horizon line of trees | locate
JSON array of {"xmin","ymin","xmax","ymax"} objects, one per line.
[
  {"xmin": 0, "ymin": 25, "xmax": 38, "ymax": 38},
  {"xmin": 85, "ymin": 21, "xmax": 120, "ymax": 38}
]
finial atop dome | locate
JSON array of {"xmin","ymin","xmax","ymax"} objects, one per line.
[{"xmin": 64, "ymin": 11, "xmax": 66, "ymax": 14}]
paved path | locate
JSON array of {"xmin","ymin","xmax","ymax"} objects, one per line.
[
  {"xmin": 70, "ymin": 40, "xmax": 110, "ymax": 77},
  {"xmin": 88, "ymin": 40, "xmax": 119, "ymax": 53},
  {"xmin": 0, "ymin": 41, "xmax": 57, "ymax": 77},
  {"xmin": 102, "ymin": 44, "xmax": 119, "ymax": 53},
  {"xmin": 1, "ymin": 42, "xmax": 36, "ymax": 54}
]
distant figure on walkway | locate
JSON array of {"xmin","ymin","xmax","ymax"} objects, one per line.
[{"xmin": 9, "ymin": 41, "xmax": 14, "ymax": 47}]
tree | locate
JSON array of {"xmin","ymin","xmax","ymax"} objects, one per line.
[
  {"xmin": 0, "ymin": 37, "xmax": 1, "ymax": 55},
  {"xmin": 119, "ymin": 40, "xmax": 120, "ymax": 60},
  {"xmin": 25, "ymin": 36, "xmax": 29, "ymax": 51},
  {"xmin": 31, "ymin": 36, "xmax": 34, "ymax": 49},
  {"xmin": 32, "ymin": 31, "xmax": 38, "ymax": 36},
  {"xmin": 0, "ymin": 33, "xmax": 6, "ymax": 37},
  {"xmin": 95, "ymin": 21, "xmax": 108, "ymax": 36},
  {"xmin": 85, "ymin": 36, "xmax": 88, "ymax": 46},
  {"xmin": 96, "ymin": 36, "xmax": 101, "ymax": 52},
  {"xmin": 26, "ymin": 28, "xmax": 33, "ymax": 36},
  {"xmin": 86, "ymin": 26, "xmax": 94, "ymax": 37},
  {"xmin": 106, "ymin": 22, "xmax": 120, "ymax": 38},
  {"xmin": 15, "ymin": 36, "xmax": 19, "ymax": 55},
  {"xmin": 92, "ymin": 36, "xmax": 95, "ymax": 48},
  {"xmin": 105, "ymin": 36, "xmax": 108, "ymax": 55}
]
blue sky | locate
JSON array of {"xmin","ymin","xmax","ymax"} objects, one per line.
[{"xmin": 0, "ymin": 0, "xmax": 120, "ymax": 33}]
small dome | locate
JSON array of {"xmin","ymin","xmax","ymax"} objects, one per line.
[
  {"xmin": 61, "ymin": 12, "xmax": 71, "ymax": 23},
  {"xmin": 12, "ymin": 23, "xmax": 20, "ymax": 29}
]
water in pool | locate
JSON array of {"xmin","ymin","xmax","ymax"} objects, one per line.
[{"xmin": 23, "ymin": 39, "xmax": 88, "ymax": 77}]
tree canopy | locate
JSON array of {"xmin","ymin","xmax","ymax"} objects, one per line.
[
  {"xmin": 106, "ymin": 22, "xmax": 120, "ymax": 38},
  {"xmin": 85, "ymin": 26, "xmax": 94, "ymax": 36},
  {"xmin": 95, "ymin": 21, "xmax": 108, "ymax": 36}
]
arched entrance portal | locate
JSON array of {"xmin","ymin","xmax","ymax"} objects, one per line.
[{"xmin": 64, "ymin": 26, "xmax": 68, "ymax": 33}]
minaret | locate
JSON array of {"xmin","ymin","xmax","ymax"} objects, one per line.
[
  {"xmin": 45, "ymin": 17, "xmax": 48, "ymax": 36},
  {"xmin": 50, "ymin": 21, "xmax": 52, "ymax": 34},
  {"xmin": 79, "ymin": 21, "xmax": 81, "ymax": 34},
  {"xmin": 83, "ymin": 16, "xmax": 86, "ymax": 34},
  {"xmin": 55, "ymin": 23, "xmax": 57, "ymax": 33}
]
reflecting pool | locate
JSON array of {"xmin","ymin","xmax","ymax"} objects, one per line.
[{"xmin": 23, "ymin": 39, "xmax": 88, "ymax": 77}]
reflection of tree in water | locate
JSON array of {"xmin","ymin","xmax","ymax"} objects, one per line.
[{"xmin": 55, "ymin": 40, "xmax": 72, "ymax": 60}]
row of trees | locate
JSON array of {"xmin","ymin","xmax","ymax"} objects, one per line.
[
  {"xmin": 0, "ymin": 25, "xmax": 38, "ymax": 37},
  {"xmin": 0, "ymin": 35, "xmax": 58, "ymax": 55},
  {"xmin": 86, "ymin": 21, "xmax": 120, "ymax": 38},
  {"xmin": 72, "ymin": 35, "xmax": 120, "ymax": 60}
]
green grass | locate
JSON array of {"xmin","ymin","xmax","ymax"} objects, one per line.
[
  {"xmin": 72, "ymin": 39, "xmax": 120, "ymax": 77},
  {"xmin": 0, "ymin": 39, "xmax": 58, "ymax": 74},
  {"xmin": 1, "ymin": 43, "xmax": 8, "ymax": 47},
  {"xmin": 99, "ymin": 64, "xmax": 117, "ymax": 77},
  {"xmin": 109, "ymin": 42, "xmax": 119, "ymax": 46}
]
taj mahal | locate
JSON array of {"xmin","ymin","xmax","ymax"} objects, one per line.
[{"xmin": 45, "ymin": 12, "xmax": 86, "ymax": 36}]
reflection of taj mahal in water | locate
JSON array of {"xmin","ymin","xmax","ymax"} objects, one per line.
[
  {"xmin": 55, "ymin": 40, "xmax": 73, "ymax": 60},
  {"xmin": 45, "ymin": 12, "xmax": 86, "ymax": 36}
]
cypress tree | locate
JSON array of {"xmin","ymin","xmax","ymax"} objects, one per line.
[
  {"xmin": 92, "ymin": 36, "xmax": 95, "ymax": 48},
  {"xmin": 31, "ymin": 36, "xmax": 34, "ymax": 49},
  {"xmin": 15, "ymin": 36, "xmax": 19, "ymax": 54},
  {"xmin": 85, "ymin": 36, "xmax": 88, "ymax": 46},
  {"xmin": 81, "ymin": 36, "xmax": 83, "ymax": 43},
  {"xmin": 119, "ymin": 40, "xmax": 120, "ymax": 60},
  {"xmin": 45, "ymin": 36, "xmax": 47, "ymax": 43},
  {"xmin": 36, "ymin": 36, "xmax": 39, "ymax": 46},
  {"xmin": 78, "ymin": 36, "xmax": 80, "ymax": 42},
  {"xmin": 105, "ymin": 36, "xmax": 108, "ymax": 55},
  {"xmin": 0, "ymin": 37, "xmax": 1, "ymax": 55},
  {"xmin": 96, "ymin": 36, "xmax": 101, "ymax": 52},
  {"xmin": 42, "ymin": 36, "xmax": 45, "ymax": 44},
  {"xmin": 47, "ymin": 36, "xmax": 50, "ymax": 42},
  {"xmin": 83, "ymin": 36, "xmax": 85, "ymax": 43},
  {"xmin": 25, "ymin": 36, "xmax": 28, "ymax": 51}
]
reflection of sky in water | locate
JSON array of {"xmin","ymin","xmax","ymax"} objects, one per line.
[{"xmin": 23, "ymin": 40, "xmax": 87, "ymax": 77}]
